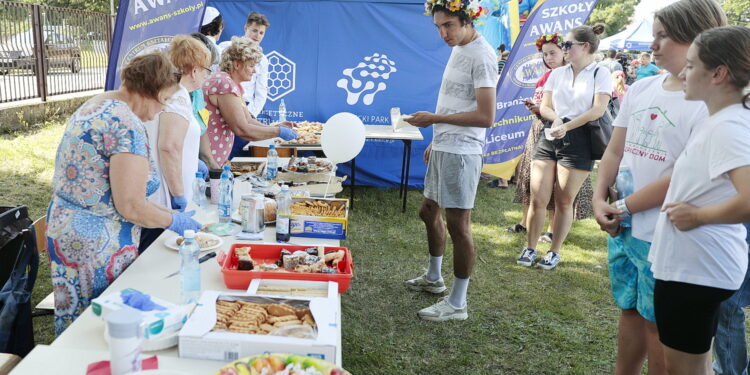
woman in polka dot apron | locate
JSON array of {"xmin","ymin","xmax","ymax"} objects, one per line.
[{"xmin": 202, "ymin": 36, "xmax": 297, "ymax": 166}]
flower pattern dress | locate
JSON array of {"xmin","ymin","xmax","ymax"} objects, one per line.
[
  {"xmin": 46, "ymin": 99, "xmax": 160, "ymax": 335},
  {"xmin": 203, "ymin": 71, "xmax": 244, "ymax": 166}
]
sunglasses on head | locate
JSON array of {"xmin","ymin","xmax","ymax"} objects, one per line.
[{"xmin": 562, "ymin": 41, "xmax": 586, "ymax": 50}]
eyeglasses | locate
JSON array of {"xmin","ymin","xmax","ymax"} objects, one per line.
[
  {"xmin": 201, "ymin": 66, "xmax": 212, "ymax": 74},
  {"xmin": 562, "ymin": 41, "xmax": 586, "ymax": 50}
]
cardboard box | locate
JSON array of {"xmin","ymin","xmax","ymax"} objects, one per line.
[
  {"xmin": 178, "ymin": 290, "xmax": 340, "ymax": 363},
  {"xmin": 91, "ymin": 288, "xmax": 189, "ymax": 340},
  {"xmin": 290, "ymin": 198, "xmax": 349, "ymax": 240}
]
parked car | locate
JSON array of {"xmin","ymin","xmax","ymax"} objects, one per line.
[{"xmin": 0, "ymin": 30, "xmax": 82, "ymax": 74}]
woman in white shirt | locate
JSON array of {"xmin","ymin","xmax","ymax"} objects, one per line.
[
  {"xmin": 139, "ymin": 35, "xmax": 213, "ymax": 251},
  {"xmin": 649, "ymin": 26, "xmax": 750, "ymax": 373},
  {"xmin": 592, "ymin": 0, "xmax": 726, "ymax": 373},
  {"xmin": 516, "ymin": 23, "xmax": 612, "ymax": 270}
]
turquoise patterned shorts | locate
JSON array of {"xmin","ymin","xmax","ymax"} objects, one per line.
[{"xmin": 608, "ymin": 227, "xmax": 656, "ymax": 322}]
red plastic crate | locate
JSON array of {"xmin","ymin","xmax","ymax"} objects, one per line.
[{"xmin": 217, "ymin": 243, "xmax": 354, "ymax": 293}]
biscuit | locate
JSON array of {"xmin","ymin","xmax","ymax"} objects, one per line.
[
  {"xmin": 268, "ymin": 315, "xmax": 298, "ymax": 324},
  {"xmin": 267, "ymin": 303, "xmax": 296, "ymax": 317},
  {"xmin": 274, "ymin": 319, "xmax": 303, "ymax": 328}
]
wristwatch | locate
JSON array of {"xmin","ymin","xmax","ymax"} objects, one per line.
[{"xmin": 615, "ymin": 199, "xmax": 631, "ymax": 215}]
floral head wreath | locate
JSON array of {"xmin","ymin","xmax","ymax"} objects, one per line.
[
  {"xmin": 424, "ymin": 0, "xmax": 489, "ymax": 21},
  {"xmin": 535, "ymin": 33, "xmax": 564, "ymax": 52}
]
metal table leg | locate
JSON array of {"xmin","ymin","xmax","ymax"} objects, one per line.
[
  {"xmin": 402, "ymin": 140, "xmax": 412, "ymax": 213},
  {"xmin": 349, "ymin": 157, "xmax": 356, "ymax": 210},
  {"xmin": 399, "ymin": 140, "xmax": 407, "ymax": 198}
]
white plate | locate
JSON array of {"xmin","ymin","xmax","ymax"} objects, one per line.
[{"xmin": 164, "ymin": 233, "xmax": 222, "ymax": 252}]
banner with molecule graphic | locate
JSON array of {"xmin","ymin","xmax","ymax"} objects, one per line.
[
  {"xmin": 481, "ymin": 0, "xmax": 598, "ymax": 179},
  {"xmin": 210, "ymin": 0, "xmax": 450, "ymax": 187}
]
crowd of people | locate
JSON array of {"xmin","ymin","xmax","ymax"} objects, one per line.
[{"xmin": 41, "ymin": 0, "xmax": 750, "ymax": 373}]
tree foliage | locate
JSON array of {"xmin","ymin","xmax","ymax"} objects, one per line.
[
  {"xmin": 721, "ymin": 0, "xmax": 750, "ymax": 26},
  {"xmin": 588, "ymin": 0, "xmax": 638, "ymax": 37},
  {"xmin": 18, "ymin": 0, "xmax": 115, "ymax": 14}
]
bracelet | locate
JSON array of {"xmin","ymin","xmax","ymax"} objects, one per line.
[{"xmin": 615, "ymin": 199, "xmax": 631, "ymax": 215}]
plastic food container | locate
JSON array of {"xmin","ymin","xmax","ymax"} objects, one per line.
[{"xmin": 217, "ymin": 243, "xmax": 354, "ymax": 293}]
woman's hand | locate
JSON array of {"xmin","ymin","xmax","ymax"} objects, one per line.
[
  {"xmin": 550, "ymin": 119, "xmax": 567, "ymax": 139},
  {"xmin": 278, "ymin": 121, "xmax": 296, "ymax": 128},
  {"xmin": 663, "ymin": 202, "xmax": 701, "ymax": 231},
  {"xmin": 593, "ymin": 198, "xmax": 622, "ymax": 236},
  {"xmin": 524, "ymin": 99, "xmax": 540, "ymax": 115},
  {"xmin": 278, "ymin": 127, "xmax": 298, "ymax": 141}
]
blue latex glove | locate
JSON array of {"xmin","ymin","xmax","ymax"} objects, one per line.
[
  {"xmin": 170, "ymin": 195, "xmax": 187, "ymax": 212},
  {"xmin": 120, "ymin": 290, "xmax": 166, "ymax": 311},
  {"xmin": 278, "ymin": 127, "xmax": 298, "ymax": 141},
  {"xmin": 197, "ymin": 159, "xmax": 208, "ymax": 179},
  {"xmin": 166, "ymin": 210, "xmax": 202, "ymax": 236}
]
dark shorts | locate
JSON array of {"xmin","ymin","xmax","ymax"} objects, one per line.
[
  {"xmin": 532, "ymin": 122, "xmax": 594, "ymax": 171},
  {"xmin": 654, "ymin": 279, "xmax": 735, "ymax": 354}
]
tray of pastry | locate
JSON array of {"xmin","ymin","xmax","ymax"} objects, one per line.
[
  {"xmin": 230, "ymin": 160, "xmax": 266, "ymax": 176},
  {"xmin": 277, "ymin": 121, "xmax": 324, "ymax": 146}
]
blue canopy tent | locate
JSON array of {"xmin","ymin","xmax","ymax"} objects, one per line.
[
  {"xmin": 599, "ymin": 18, "xmax": 653, "ymax": 51},
  {"xmin": 107, "ymin": 0, "xmax": 467, "ymax": 188}
]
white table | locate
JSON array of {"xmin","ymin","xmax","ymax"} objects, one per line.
[{"xmin": 12, "ymin": 206, "xmax": 342, "ymax": 374}]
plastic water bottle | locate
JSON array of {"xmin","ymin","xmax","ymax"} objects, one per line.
[
  {"xmin": 267, "ymin": 144, "xmax": 278, "ymax": 180},
  {"xmin": 179, "ymin": 230, "xmax": 201, "ymax": 304},
  {"xmin": 218, "ymin": 165, "xmax": 233, "ymax": 223},
  {"xmin": 276, "ymin": 185, "xmax": 292, "ymax": 242},
  {"xmin": 192, "ymin": 172, "xmax": 207, "ymax": 209},
  {"xmin": 616, "ymin": 166, "xmax": 634, "ymax": 228},
  {"xmin": 278, "ymin": 99, "xmax": 287, "ymax": 122}
]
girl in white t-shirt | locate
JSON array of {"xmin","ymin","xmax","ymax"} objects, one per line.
[
  {"xmin": 592, "ymin": 0, "xmax": 727, "ymax": 373},
  {"xmin": 140, "ymin": 35, "xmax": 213, "ymax": 251},
  {"xmin": 516, "ymin": 24, "xmax": 612, "ymax": 270},
  {"xmin": 649, "ymin": 26, "xmax": 750, "ymax": 373}
]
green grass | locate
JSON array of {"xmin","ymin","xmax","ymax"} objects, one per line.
[{"xmin": 1, "ymin": 121, "xmax": 645, "ymax": 373}]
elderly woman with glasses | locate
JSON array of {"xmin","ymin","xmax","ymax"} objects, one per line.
[
  {"xmin": 46, "ymin": 52, "xmax": 202, "ymax": 334},
  {"xmin": 203, "ymin": 36, "xmax": 296, "ymax": 166},
  {"xmin": 139, "ymin": 34, "xmax": 215, "ymax": 251}
]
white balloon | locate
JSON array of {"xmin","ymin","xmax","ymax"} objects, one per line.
[{"xmin": 321, "ymin": 112, "xmax": 366, "ymax": 164}]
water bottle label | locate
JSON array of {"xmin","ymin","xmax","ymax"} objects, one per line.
[
  {"xmin": 219, "ymin": 204, "xmax": 231, "ymax": 217},
  {"xmin": 277, "ymin": 217, "xmax": 289, "ymax": 235}
]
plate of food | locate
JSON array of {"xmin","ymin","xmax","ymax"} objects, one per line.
[
  {"xmin": 277, "ymin": 121, "xmax": 324, "ymax": 146},
  {"xmin": 215, "ymin": 353, "xmax": 349, "ymax": 375},
  {"xmin": 230, "ymin": 160, "xmax": 266, "ymax": 176},
  {"xmin": 164, "ymin": 232, "xmax": 223, "ymax": 252},
  {"xmin": 283, "ymin": 156, "xmax": 333, "ymax": 174}
]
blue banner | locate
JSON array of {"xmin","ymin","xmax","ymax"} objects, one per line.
[
  {"xmin": 105, "ymin": 0, "xmax": 207, "ymax": 90},
  {"xmin": 482, "ymin": 0, "xmax": 598, "ymax": 178},
  {"xmin": 210, "ymin": 0, "xmax": 448, "ymax": 187}
]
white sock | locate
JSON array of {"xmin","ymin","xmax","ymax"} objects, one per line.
[
  {"xmin": 426, "ymin": 255, "xmax": 442, "ymax": 281},
  {"xmin": 448, "ymin": 277, "xmax": 469, "ymax": 309}
]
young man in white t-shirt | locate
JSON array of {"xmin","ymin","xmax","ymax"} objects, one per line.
[{"xmin": 404, "ymin": 1, "xmax": 497, "ymax": 321}]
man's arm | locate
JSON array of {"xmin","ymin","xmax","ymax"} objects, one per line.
[{"xmin": 405, "ymin": 87, "xmax": 496, "ymax": 128}]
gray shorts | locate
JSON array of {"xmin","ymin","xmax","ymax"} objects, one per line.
[{"xmin": 423, "ymin": 150, "xmax": 482, "ymax": 209}]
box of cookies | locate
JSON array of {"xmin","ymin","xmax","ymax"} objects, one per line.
[
  {"xmin": 178, "ymin": 291, "xmax": 339, "ymax": 363},
  {"xmin": 289, "ymin": 198, "xmax": 349, "ymax": 240}
]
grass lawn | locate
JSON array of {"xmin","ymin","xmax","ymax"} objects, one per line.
[{"xmin": 2, "ymin": 121, "xmax": 664, "ymax": 374}]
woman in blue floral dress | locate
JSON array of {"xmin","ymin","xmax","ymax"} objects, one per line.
[{"xmin": 46, "ymin": 52, "xmax": 202, "ymax": 335}]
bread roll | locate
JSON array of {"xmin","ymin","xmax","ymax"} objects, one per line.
[{"xmin": 264, "ymin": 198, "xmax": 277, "ymax": 223}]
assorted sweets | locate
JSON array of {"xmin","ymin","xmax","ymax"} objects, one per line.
[
  {"xmin": 216, "ymin": 353, "xmax": 350, "ymax": 375},
  {"xmin": 234, "ymin": 246, "xmax": 345, "ymax": 274},
  {"xmin": 212, "ymin": 299, "xmax": 315, "ymax": 336},
  {"xmin": 290, "ymin": 200, "xmax": 346, "ymax": 218},
  {"xmin": 230, "ymin": 161, "xmax": 266, "ymax": 176},
  {"xmin": 286, "ymin": 156, "xmax": 333, "ymax": 173},
  {"xmin": 283, "ymin": 121, "xmax": 324, "ymax": 145}
]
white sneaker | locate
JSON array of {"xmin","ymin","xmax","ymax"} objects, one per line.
[
  {"xmin": 405, "ymin": 273, "xmax": 447, "ymax": 294},
  {"xmin": 417, "ymin": 297, "xmax": 468, "ymax": 321}
]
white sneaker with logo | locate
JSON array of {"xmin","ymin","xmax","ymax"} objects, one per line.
[{"xmin": 417, "ymin": 296, "xmax": 468, "ymax": 322}]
